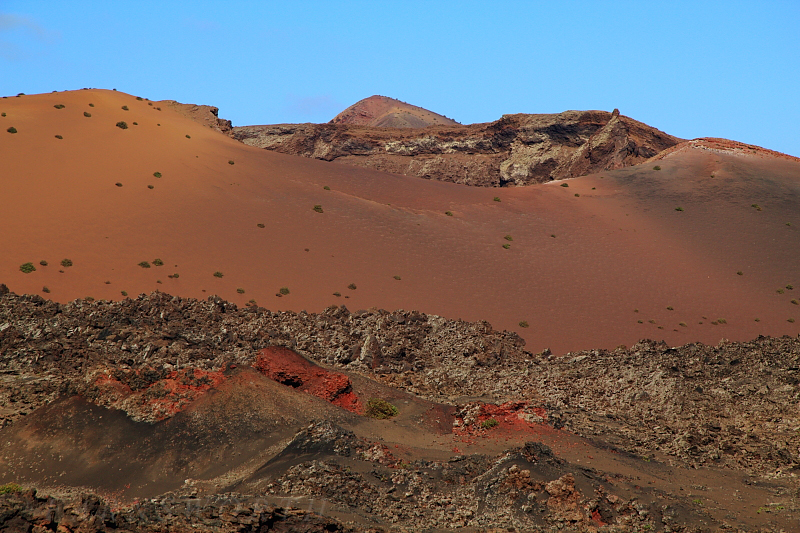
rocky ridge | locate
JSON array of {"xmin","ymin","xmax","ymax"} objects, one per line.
[
  {"xmin": 231, "ymin": 109, "xmax": 682, "ymax": 186},
  {"xmin": 160, "ymin": 100, "xmax": 233, "ymax": 134},
  {"xmin": 1, "ymin": 286, "xmax": 798, "ymax": 479}
]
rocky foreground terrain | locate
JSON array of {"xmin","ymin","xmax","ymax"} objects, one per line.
[
  {"xmin": 232, "ymin": 109, "xmax": 682, "ymax": 186},
  {"xmin": 2, "ymin": 284, "xmax": 799, "ymax": 531}
]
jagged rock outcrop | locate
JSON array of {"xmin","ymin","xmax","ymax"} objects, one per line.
[
  {"xmin": 159, "ymin": 100, "xmax": 233, "ymax": 134},
  {"xmin": 232, "ymin": 110, "xmax": 682, "ymax": 186}
]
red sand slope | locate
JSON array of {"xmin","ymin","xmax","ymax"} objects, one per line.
[
  {"xmin": 330, "ymin": 95, "xmax": 459, "ymax": 127},
  {"xmin": 1, "ymin": 89, "xmax": 798, "ymax": 354}
]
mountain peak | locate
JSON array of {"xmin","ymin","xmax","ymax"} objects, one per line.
[{"xmin": 330, "ymin": 95, "xmax": 459, "ymax": 128}]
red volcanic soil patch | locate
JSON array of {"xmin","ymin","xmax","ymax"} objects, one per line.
[
  {"xmin": 453, "ymin": 401, "xmax": 551, "ymax": 443},
  {"xmin": 330, "ymin": 95, "xmax": 459, "ymax": 127},
  {"xmin": 91, "ymin": 367, "xmax": 226, "ymax": 421},
  {"xmin": 254, "ymin": 346, "xmax": 362, "ymax": 413}
]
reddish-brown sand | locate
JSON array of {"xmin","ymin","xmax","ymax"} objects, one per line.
[
  {"xmin": 330, "ymin": 94, "xmax": 459, "ymax": 127},
  {"xmin": 1, "ymin": 89, "xmax": 799, "ymax": 354}
]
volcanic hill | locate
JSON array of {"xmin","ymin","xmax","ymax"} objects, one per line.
[
  {"xmin": 232, "ymin": 108, "xmax": 683, "ymax": 186},
  {"xmin": 1, "ymin": 89, "xmax": 798, "ymax": 354},
  {"xmin": 330, "ymin": 95, "xmax": 459, "ymax": 128},
  {"xmin": 1, "ymin": 88, "xmax": 800, "ymax": 532}
]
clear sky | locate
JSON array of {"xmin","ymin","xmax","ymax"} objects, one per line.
[{"xmin": 2, "ymin": 1, "xmax": 799, "ymax": 156}]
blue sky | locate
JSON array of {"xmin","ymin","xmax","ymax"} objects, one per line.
[{"xmin": 2, "ymin": 1, "xmax": 799, "ymax": 156}]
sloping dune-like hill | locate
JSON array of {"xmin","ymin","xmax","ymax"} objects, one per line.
[{"xmin": 1, "ymin": 89, "xmax": 799, "ymax": 356}]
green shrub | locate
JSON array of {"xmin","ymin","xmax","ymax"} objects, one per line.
[
  {"xmin": 480, "ymin": 418, "xmax": 499, "ymax": 429},
  {"xmin": 153, "ymin": 171, "xmax": 162, "ymax": 178},
  {"xmin": 333, "ymin": 292, "xmax": 341, "ymax": 297},
  {"xmin": 679, "ymin": 322, "xmax": 688, "ymax": 327},
  {"xmin": 39, "ymin": 260, "xmax": 48, "ymax": 266},
  {"xmin": 7, "ymin": 126, "xmax": 17, "ymax": 133},
  {"xmin": 237, "ymin": 288, "xmax": 245, "ymax": 294},
  {"xmin": 502, "ymin": 243, "xmax": 510, "ymax": 249},
  {"xmin": 675, "ymin": 207, "xmax": 684, "ymax": 212},
  {"xmin": 147, "ymin": 185, "xmax": 154, "ymax": 189},
  {"xmin": 55, "ymin": 134, "xmax": 63, "ymax": 139},
  {"xmin": 42, "ymin": 286, "xmax": 50, "ymax": 293},
  {"xmin": 787, "ymin": 285, "xmax": 794, "ymax": 290},
  {"xmin": 60, "ymin": 259, "xmax": 73, "ymax": 267},
  {"xmin": 136, "ymin": 97, "xmax": 143, "ymax": 101},
  {"xmin": 121, "ymin": 106, "xmax": 129, "ymax": 111},
  {"xmin": 83, "ymin": 112, "xmax": 91, "ymax": 117},
  {"xmin": 348, "ymin": 283, "xmax": 357, "ymax": 290},
  {"xmin": 653, "ymin": 165, "xmax": 661, "ymax": 170},
  {"xmin": 257, "ymin": 223, "xmax": 265, "ymax": 228},
  {"xmin": 519, "ymin": 321, "xmax": 529, "ymax": 328},
  {"xmin": 228, "ymin": 160, "xmax": 235, "ymax": 165},
  {"xmin": 53, "ymin": 104, "xmax": 65, "ymax": 109},
  {"xmin": 574, "ymin": 193, "xmax": 580, "ymax": 197},
  {"xmin": 279, "ymin": 287, "xmax": 290, "ymax": 295},
  {"xmin": 152, "ymin": 258, "xmax": 164, "ymax": 266},
  {"xmin": 115, "ymin": 182, "xmax": 123, "ymax": 187},
  {"xmin": 504, "ymin": 235, "xmax": 513, "ymax": 241},
  {"xmin": 365, "ymin": 398, "xmax": 398, "ymax": 419},
  {"xmin": 323, "ymin": 185, "xmax": 330, "ymax": 190},
  {"xmin": 0, "ymin": 483, "xmax": 22, "ymax": 494},
  {"xmin": 791, "ymin": 299, "xmax": 798, "ymax": 305},
  {"xmin": 1, "ymin": 112, "xmax": 5, "ymax": 117},
  {"xmin": 493, "ymin": 197, "xmax": 501, "ymax": 202},
  {"xmin": 737, "ymin": 271, "xmax": 743, "ymax": 275},
  {"xmin": 88, "ymin": 103, "xmax": 94, "ymax": 107},
  {"xmin": 393, "ymin": 275, "xmax": 401, "ymax": 280},
  {"xmin": 790, "ymin": 318, "xmax": 796, "ymax": 323},
  {"xmin": 138, "ymin": 261, "xmax": 151, "ymax": 268},
  {"xmin": 185, "ymin": 134, "xmax": 191, "ymax": 139},
  {"xmin": 445, "ymin": 211, "xmax": 453, "ymax": 216},
  {"xmin": 19, "ymin": 262, "xmax": 36, "ymax": 273},
  {"xmin": 213, "ymin": 271, "xmax": 223, "ymax": 278},
  {"xmin": 116, "ymin": 121, "xmax": 128, "ymax": 129},
  {"xmin": 667, "ymin": 306, "xmax": 674, "ymax": 310},
  {"xmin": 777, "ymin": 289, "xmax": 785, "ymax": 294},
  {"xmin": 752, "ymin": 204, "xmax": 762, "ymax": 211},
  {"xmin": 132, "ymin": 122, "xmax": 138, "ymax": 125},
  {"xmin": 717, "ymin": 318, "xmax": 727, "ymax": 324},
  {"xmin": 560, "ymin": 183, "xmax": 569, "ymax": 187},
  {"xmin": 313, "ymin": 205, "xmax": 324, "ymax": 213}
]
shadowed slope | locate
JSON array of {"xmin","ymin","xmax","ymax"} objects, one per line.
[{"xmin": 1, "ymin": 90, "xmax": 798, "ymax": 354}]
